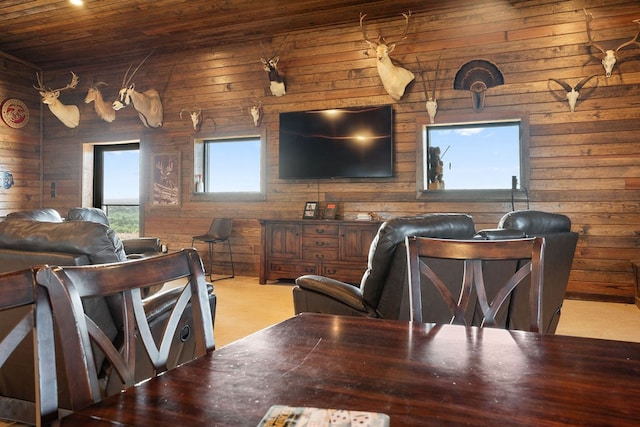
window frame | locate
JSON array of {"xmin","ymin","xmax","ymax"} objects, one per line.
[
  {"xmin": 193, "ymin": 129, "xmax": 266, "ymax": 202},
  {"xmin": 415, "ymin": 112, "xmax": 530, "ymax": 202}
]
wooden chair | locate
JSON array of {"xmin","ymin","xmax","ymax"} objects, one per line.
[
  {"xmin": 35, "ymin": 248, "xmax": 215, "ymax": 410},
  {"xmin": 191, "ymin": 218, "xmax": 234, "ymax": 282},
  {"xmin": 0, "ymin": 268, "xmax": 57, "ymax": 426},
  {"xmin": 405, "ymin": 236, "xmax": 546, "ymax": 332}
]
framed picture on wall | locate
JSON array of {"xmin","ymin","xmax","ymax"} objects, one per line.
[
  {"xmin": 151, "ymin": 152, "xmax": 181, "ymax": 206},
  {"xmin": 302, "ymin": 201, "xmax": 318, "ymax": 219}
]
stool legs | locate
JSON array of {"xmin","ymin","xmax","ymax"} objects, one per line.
[{"xmin": 192, "ymin": 239, "xmax": 234, "ymax": 282}]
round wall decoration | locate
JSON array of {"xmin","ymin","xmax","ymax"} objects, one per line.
[{"xmin": 1, "ymin": 98, "xmax": 30, "ymax": 129}]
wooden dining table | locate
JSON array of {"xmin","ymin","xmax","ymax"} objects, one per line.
[{"xmin": 57, "ymin": 312, "xmax": 640, "ymax": 426}]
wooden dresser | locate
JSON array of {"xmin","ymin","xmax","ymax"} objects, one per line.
[{"xmin": 259, "ymin": 219, "xmax": 381, "ymax": 285}]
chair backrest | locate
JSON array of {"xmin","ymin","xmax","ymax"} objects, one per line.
[
  {"xmin": 497, "ymin": 210, "xmax": 578, "ymax": 334},
  {"xmin": 360, "ymin": 214, "xmax": 477, "ymax": 317},
  {"xmin": 207, "ymin": 218, "xmax": 233, "ymax": 239},
  {"xmin": 35, "ymin": 248, "xmax": 215, "ymax": 410},
  {"xmin": 406, "ymin": 236, "xmax": 546, "ymax": 333},
  {"xmin": 0, "ymin": 268, "xmax": 57, "ymax": 426}
]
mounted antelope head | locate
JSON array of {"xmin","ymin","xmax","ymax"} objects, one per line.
[
  {"xmin": 249, "ymin": 99, "xmax": 262, "ymax": 126},
  {"xmin": 584, "ymin": 8, "xmax": 640, "ymax": 77},
  {"xmin": 180, "ymin": 107, "xmax": 202, "ymax": 131},
  {"xmin": 85, "ymin": 81, "xmax": 115, "ymax": 122},
  {"xmin": 34, "ymin": 71, "xmax": 80, "ymax": 128},
  {"xmin": 549, "ymin": 75, "xmax": 597, "ymax": 113},
  {"xmin": 112, "ymin": 51, "xmax": 163, "ymax": 128},
  {"xmin": 260, "ymin": 37, "xmax": 287, "ymax": 96},
  {"xmin": 416, "ymin": 54, "xmax": 442, "ymax": 123},
  {"xmin": 360, "ymin": 11, "xmax": 415, "ymax": 101}
]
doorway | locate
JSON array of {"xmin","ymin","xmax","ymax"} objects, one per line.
[{"xmin": 87, "ymin": 142, "xmax": 140, "ymax": 238}]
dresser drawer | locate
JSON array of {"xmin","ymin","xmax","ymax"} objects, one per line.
[
  {"xmin": 302, "ymin": 236, "xmax": 338, "ymax": 250},
  {"xmin": 267, "ymin": 261, "xmax": 317, "ymax": 279},
  {"xmin": 302, "ymin": 247, "xmax": 338, "ymax": 262},
  {"xmin": 303, "ymin": 224, "xmax": 338, "ymax": 236}
]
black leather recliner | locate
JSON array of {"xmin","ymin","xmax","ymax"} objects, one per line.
[
  {"xmin": 293, "ymin": 210, "xmax": 578, "ymax": 334},
  {"xmin": 293, "ymin": 213, "xmax": 477, "ymax": 319}
]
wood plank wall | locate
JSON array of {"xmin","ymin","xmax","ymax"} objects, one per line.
[
  {"xmin": 0, "ymin": 55, "xmax": 42, "ymax": 214},
  {"xmin": 3, "ymin": 0, "xmax": 640, "ymax": 302}
]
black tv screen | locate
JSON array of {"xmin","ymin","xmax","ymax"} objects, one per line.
[{"xmin": 278, "ymin": 105, "xmax": 393, "ymax": 179}]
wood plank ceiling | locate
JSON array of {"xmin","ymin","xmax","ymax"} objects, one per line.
[{"xmin": 0, "ymin": 0, "xmax": 433, "ymax": 70}]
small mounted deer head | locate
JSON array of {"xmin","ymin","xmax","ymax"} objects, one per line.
[
  {"xmin": 360, "ymin": 11, "xmax": 415, "ymax": 101},
  {"xmin": 34, "ymin": 71, "xmax": 80, "ymax": 128},
  {"xmin": 549, "ymin": 75, "xmax": 598, "ymax": 112},
  {"xmin": 416, "ymin": 54, "xmax": 442, "ymax": 123},
  {"xmin": 261, "ymin": 37, "xmax": 287, "ymax": 96},
  {"xmin": 85, "ymin": 81, "xmax": 115, "ymax": 123},
  {"xmin": 113, "ymin": 50, "xmax": 163, "ymax": 128},
  {"xmin": 584, "ymin": 8, "xmax": 640, "ymax": 77},
  {"xmin": 249, "ymin": 99, "xmax": 263, "ymax": 126},
  {"xmin": 180, "ymin": 107, "xmax": 202, "ymax": 131}
]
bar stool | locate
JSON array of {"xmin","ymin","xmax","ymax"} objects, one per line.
[{"xmin": 191, "ymin": 218, "xmax": 235, "ymax": 281}]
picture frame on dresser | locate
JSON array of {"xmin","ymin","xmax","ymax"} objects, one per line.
[{"xmin": 302, "ymin": 202, "xmax": 318, "ymax": 219}]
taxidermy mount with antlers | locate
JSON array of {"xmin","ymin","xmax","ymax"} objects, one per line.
[
  {"xmin": 360, "ymin": 10, "xmax": 415, "ymax": 101},
  {"xmin": 180, "ymin": 107, "xmax": 202, "ymax": 132},
  {"xmin": 112, "ymin": 51, "xmax": 164, "ymax": 128},
  {"xmin": 34, "ymin": 71, "xmax": 80, "ymax": 128},
  {"xmin": 584, "ymin": 8, "xmax": 640, "ymax": 78},
  {"xmin": 261, "ymin": 37, "xmax": 287, "ymax": 96},
  {"xmin": 85, "ymin": 81, "xmax": 115, "ymax": 122},
  {"xmin": 249, "ymin": 99, "xmax": 262, "ymax": 126},
  {"xmin": 416, "ymin": 54, "xmax": 442, "ymax": 123},
  {"xmin": 548, "ymin": 75, "xmax": 597, "ymax": 113}
]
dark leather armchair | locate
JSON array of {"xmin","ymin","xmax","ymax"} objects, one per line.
[
  {"xmin": 293, "ymin": 210, "xmax": 578, "ymax": 334},
  {"xmin": 496, "ymin": 210, "xmax": 578, "ymax": 333},
  {"xmin": 293, "ymin": 214, "xmax": 477, "ymax": 319}
]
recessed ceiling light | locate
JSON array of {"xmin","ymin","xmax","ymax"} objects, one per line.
[{"xmin": 70, "ymin": 0, "xmax": 83, "ymax": 6}]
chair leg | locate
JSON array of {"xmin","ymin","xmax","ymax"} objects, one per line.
[
  {"xmin": 207, "ymin": 242, "xmax": 214, "ymax": 282},
  {"xmin": 209, "ymin": 239, "xmax": 234, "ymax": 282}
]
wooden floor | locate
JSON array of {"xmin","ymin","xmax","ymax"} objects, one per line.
[{"xmin": 212, "ymin": 275, "xmax": 640, "ymax": 347}]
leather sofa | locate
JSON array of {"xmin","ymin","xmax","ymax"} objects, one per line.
[
  {"xmin": 0, "ymin": 208, "xmax": 217, "ymax": 413},
  {"xmin": 293, "ymin": 210, "xmax": 578, "ymax": 334}
]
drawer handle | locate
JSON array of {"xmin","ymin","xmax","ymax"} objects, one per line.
[
  {"xmin": 316, "ymin": 254, "xmax": 324, "ymax": 259},
  {"xmin": 326, "ymin": 269, "xmax": 337, "ymax": 274},
  {"xmin": 316, "ymin": 241, "xmax": 325, "ymax": 247},
  {"xmin": 316, "ymin": 228, "xmax": 325, "ymax": 234},
  {"xmin": 304, "ymin": 267, "xmax": 315, "ymax": 273}
]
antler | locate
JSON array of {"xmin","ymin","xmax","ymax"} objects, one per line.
[
  {"xmin": 122, "ymin": 50, "xmax": 155, "ymax": 87},
  {"xmin": 33, "ymin": 72, "xmax": 46, "ymax": 91},
  {"xmin": 260, "ymin": 35, "xmax": 288, "ymax": 61},
  {"xmin": 359, "ymin": 12, "xmax": 379, "ymax": 46},
  {"xmin": 34, "ymin": 71, "xmax": 78, "ymax": 92},
  {"xmin": 584, "ymin": 8, "xmax": 607, "ymax": 55},
  {"xmin": 615, "ymin": 19, "xmax": 640, "ymax": 53},
  {"xmin": 383, "ymin": 11, "xmax": 411, "ymax": 45}
]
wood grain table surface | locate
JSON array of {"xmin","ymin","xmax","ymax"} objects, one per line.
[{"xmin": 57, "ymin": 313, "xmax": 640, "ymax": 426}]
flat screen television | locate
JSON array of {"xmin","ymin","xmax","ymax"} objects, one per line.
[{"xmin": 278, "ymin": 105, "xmax": 393, "ymax": 179}]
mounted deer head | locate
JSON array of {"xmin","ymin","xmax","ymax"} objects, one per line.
[
  {"xmin": 360, "ymin": 11, "xmax": 415, "ymax": 101},
  {"xmin": 34, "ymin": 71, "xmax": 80, "ymax": 128},
  {"xmin": 549, "ymin": 75, "xmax": 597, "ymax": 112},
  {"xmin": 261, "ymin": 37, "xmax": 287, "ymax": 96},
  {"xmin": 584, "ymin": 8, "xmax": 640, "ymax": 77},
  {"xmin": 180, "ymin": 107, "xmax": 202, "ymax": 131},
  {"xmin": 416, "ymin": 54, "xmax": 442, "ymax": 123},
  {"xmin": 85, "ymin": 81, "xmax": 115, "ymax": 122},
  {"xmin": 112, "ymin": 51, "xmax": 163, "ymax": 128},
  {"xmin": 249, "ymin": 99, "xmax": 262, "ymax": 126}
]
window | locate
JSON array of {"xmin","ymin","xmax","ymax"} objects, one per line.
[
  {"xmin": 194, "ymin": 132, "xmax": 266, "ymax": 201},
  {"xmin": 93, "ymin": 142, "xmax": 140, "ymax": 238},
  {"xmin": 416, "ymin": 114, "xmax": 529, "ymax": 202}
]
